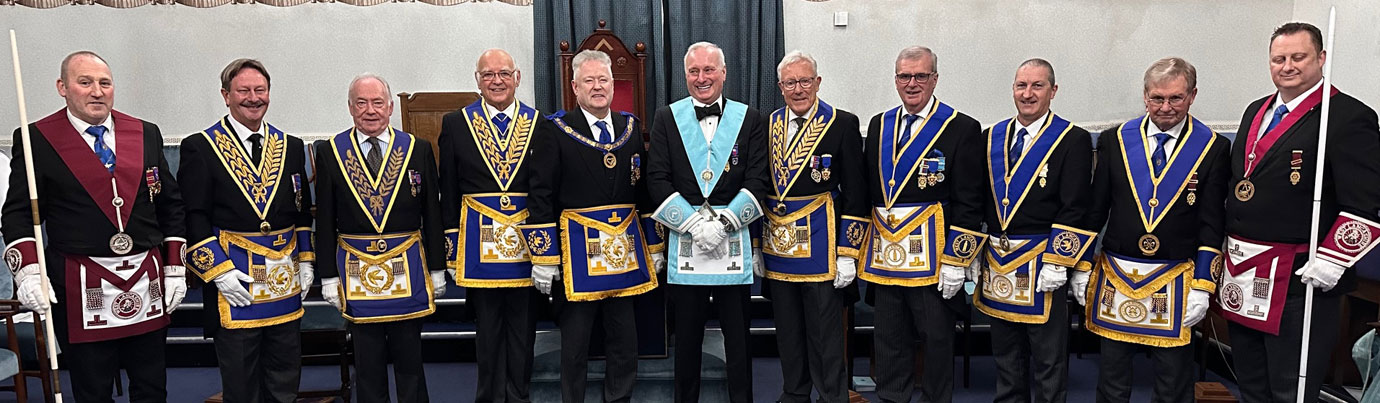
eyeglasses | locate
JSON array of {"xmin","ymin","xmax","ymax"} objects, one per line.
[
  {"xmin": 778, "ymin": 77, "xmax": 817, "ymax": 90},
  {"xmin": 353, "ymin": 99, "xmax": 388, "ymax": 110},
  {"xmin": 895, "ymin": 72, "xmax": 934, "ymax": 84},
  {"xmin": 478, "ymin": 70, "xmax": 517, "ymax": 82},
  {"xmin": 1147, "ymin": 95, "xmax": 1187, "ymax": 107}
]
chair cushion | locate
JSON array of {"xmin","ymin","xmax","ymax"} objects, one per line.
[{"xmin": 0, "ymin": 349, "xmax": 18, "ymax": 380}]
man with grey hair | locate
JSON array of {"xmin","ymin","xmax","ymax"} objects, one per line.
[
  {"xmin": 861, "ymin": 45, "xmax": 985, "ymax": 403},
  {"xmin": 1081, "ymin": 57, "xmax": 1229, "ymax": 403},
  {"xmin": 438, "ymin": 48, "xmax": 542, "ymax": 403},
  {"xmin": 974, "ymin": 58, "xmax": 1095, "ymax": 403},
  {"xmin": 313, "ymin": 73, "xmax": 445, "ymax": 403},
  {"xmin": 648, "ymin": 41, "xmax": 768, "ymax": 403},
  {"xmin": 524, "ymin": 49, "xmax": 658, "ymax": 402},
  {"xmin": 758, "ymin": 49, "xmax": 865, "ymax": 403}
]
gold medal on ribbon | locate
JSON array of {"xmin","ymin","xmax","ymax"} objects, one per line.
[
  {"xmin": 1138, "ymin": 234, "xmax": 1160, "ymax": 255},
  {"xmin": 1234, "ymin": 179, "xmax": 1255, "ymax": 202},
  {"xmin": 110, "ymin": 233, "xmax": 133, "ymax": 255},
  {"xmin": 603, "ymin": 152, "xmax": 617, "ymax": 169}
]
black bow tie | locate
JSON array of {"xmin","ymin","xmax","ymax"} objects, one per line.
[{"xmin": 695, "ymin": 103, "xmax": 722, "ymax": 121}]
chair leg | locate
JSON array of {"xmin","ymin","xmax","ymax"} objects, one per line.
[
  {"xmin": 32, "ymin": 321, "xmax": 53, "ymax": 403},
  {"xmin": 14, "ymin": 371, "xmax": 27, "ymax": 403}
]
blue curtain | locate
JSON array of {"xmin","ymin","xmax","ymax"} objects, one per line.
[{"xmin": 533, "ymin": 0, "xmax": 785, "ymax": 119}]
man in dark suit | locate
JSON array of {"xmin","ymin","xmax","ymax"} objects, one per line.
[
  {"xmin": 180, "ymin": 58, "xmax": 314, "ymax": 403},
  {"xmin": 1220, "ymin": 22, "xmax": 1380, "ymax": 403},
  {"xmin": 437, "ymin": 48, "xmax": 540, "ymax": 403},
  {"xmin": 314, "ymin": 73, "xmax": 446, "ymax": 403},
  {"xmin": 759, "ymin": 50, "xmax": 867, "ymax": 403},
  {"xmin": 862, "ymin": 46, "xmax": 986, "ymax": 403},
  {"xmin": 521, "ymin": 49, "xmax": 660, "ymax": 403},
  {"xmin": 1082, "ymin": 57, "xmax": 1230, "ymax": 403},
  {"xmin": 975, "ymin": 58, "xmax": 1097, "ymax": 403},
  {"xmin": 647, "ymin": 41, "xmax": 770, "ymax": 403},
  {"xmin": 3, "ymin": 50, "xmax": 186, "ymax": 403}
]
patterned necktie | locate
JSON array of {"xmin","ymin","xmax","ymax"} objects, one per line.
[
  {"xmin": 1151, "ymin": 132, "xmax": 1170, "ymax": 176},
  {"xmin": 898, "ymin": 114, "xmax": 919, "ymax": 147},
  {"xmin": 594, "ymin": 121, "xmax": 612, "ymax": 144},
  {"xmin": 1009, "ymin": 128, "xmax": 1028, "ymax": 168},
  {"xmin": 247, "ymin": 133, "xmax": 263, "ymax": 166},
  {"xmin": 87, "ymin": 125, "xmax": 115, "ymax": 173},
  {"xmin": 365, "ymin": 136, "xmax": 383, "ymax": 174},
  {"xmin": 492, "ymin": 112, "xmax": 511, "ymax": 135},
  {"xmin": 1266, "ymin": 104, "xmax": 1289, "ymax": 133}
]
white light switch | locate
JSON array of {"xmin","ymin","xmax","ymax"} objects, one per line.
[{"xmin": 833, "ymin": 11, "xmax": 848, "ymax": 27}]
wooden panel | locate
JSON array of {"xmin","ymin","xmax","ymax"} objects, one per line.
[
  {"xmin": 559, "ymin": 20, "xmax": 648, "ymax": 125},
  {"xmin": 397, "ymin": 91, "xmax": 481, "ymax": 165}
]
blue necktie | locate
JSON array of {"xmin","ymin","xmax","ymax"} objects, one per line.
[
  {"xmin": 1151, "ymin": 132, "xmax": 1170, "ymax": 176},
  {"xmin": 594, "ymin": 121, "xmax": 612, "ymax": 144},
  {"xmin": 88, "ymin": 126, "xmax": 115, "ymax": 173},
  {"xmin": 898, "ymin": 114, "xmax": 919, "ymax": 148},
  {"xmin": 1009, "ymin": 128, "xmax": 1028, "ymax": 168},
  {"xmin": 1266, "ymin": 104, "xmax": 1288, "ymax": 132},
  {"xmin": 492, "ymin": 113, "xmax": 511, "ymax": 135}
]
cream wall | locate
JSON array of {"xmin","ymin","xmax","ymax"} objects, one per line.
[
  {"xmin": 783, "ymin": 0, "xmax": 1372, "ymax": 132},
  {"xmin": 0, "ymin": 2, "xmax": 533, "ymax": 140}
]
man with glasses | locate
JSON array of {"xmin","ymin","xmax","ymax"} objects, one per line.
[
  {"xmin": 862, "ymin": 46, "xmax": 985, "ymax": 403},
  {"xmin": 1081, "ymin": 57, "xmax": 1229, "ymax": 403},
  {"xmin": 759, "ymin": 50, "xmax": 866, "ymax": 403},
  {"xmin": 438, "ymin": 48, "xmax": 541, "ymax": 403},
  {"xmin": 314, "ymin": 73, "xmax": 446, "ymax": 403},
  {"xmin": 974, "ymin": 58, "xmax": 1096, "ymax": 403}
]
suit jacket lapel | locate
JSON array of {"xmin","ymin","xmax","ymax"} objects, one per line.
[
  {"xmin": 1260, "ymin": 104, "xmax": 1315, "ymax": 170},
  {"xmin": 562, "ymin": 110, "xmax": 607, "ymax": 189}
]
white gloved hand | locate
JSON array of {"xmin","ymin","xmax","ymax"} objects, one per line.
[
  {"xmin": 532, "ymin": 264, "xmax": 560, "ymax": 295},
  {"xmin": 1036, "ymin": 263, "xmax": 1068, "ymax": 292},
  {"xmin": 321, "ymin": 277, "xmax": 344, "ymax": 311},
  {"xmin": 13, "ymin": 264, "xmax": 56, "ymax": 315},
  {"xmin": 834, "ymin": 257, "xmax": 857, "ymax": 289},
  {"xmin": 1070, "ymin": 270, "xmax": 1090, "ymax": 306},
  {"xmin": 163, "ymin": 265, "xmax": 189, "ymax": 313},
  {"xmin": 214, "ymin": 270, "xmax": 255, "ymax": 308},
  {"xmin": 692, "ymin": 220, "xmax": 728, "ymax": 252},
  {"xmin": 965, "ymin": 258, "xmax": 982, "ymax": 282},
  {"xmin": 677, "ymin": 211, "xmax": 708, "ymax": 235},
  {"xmin": 651, "ymin": 251, "xmax": 666, "ymax": 275},
  {"xmin": 752, "ymin": 247, "xmax": 765, "ymax": 277},
  {"xmin": 431, "ymin": 270, "xmax": 448, "ymax": 298},
  {"xmin": 938, "ymin": 264, "xmax": 966, "ymax": 299},
  {"xmin": 1295, "ymin": 258, "xmax": 1346, "ymax": 292},
  {"xmin": 297, "ymin": 261, "xmax": 314, "ymax": 300},
  {"xmin": 1182, "ymin": 289, "xmax": 1211, "ymax": 327}
]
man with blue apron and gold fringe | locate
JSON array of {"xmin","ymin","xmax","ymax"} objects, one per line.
[
  {"xmin": 976, "ymin": 59, "xmax": 1096, "ymax": 403},
  {"xmin": 314, "ymin": 74, "xmax": 446, "ymax": 403},
  {"xmin": 1081, "ymin": 57, "xmax": 1229, "ymax": 403},
  {"xmin": 438, "ymin": 48, "xmax": 541, "ymax": 403},
  {"xmin": 862, "ymin": 46, "xmax": 987, "ymax": 403},
  {"xmin": 760, "ymin": 50, "xmax": 867, "ymax": 403},
  {"xmin": 180, "ymin": 59, "xmax": 315, "ymax": 403},
  {"xmin": 649, "ymin": 42, "xmax": 769, "ymax": 403},
  {"xmin": 522, "ymin": 50, "xmax": 659, "ymax": 403}
]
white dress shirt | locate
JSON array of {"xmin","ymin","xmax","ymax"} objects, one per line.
[
  {"xmin": 693, "ymin": 96, "xmax": 725, "ymax": 143},
  {"xmin": 897, "ymin": 96, "xmax": 935, "ymax": 146},
  {"xmin": 785, "ymin": 103, "xmax": 819, "ymax": 144},
  {"xmin": 1011, "ymin": 111, "xmax": 1048, "ymax": 156},
  {"xmin": 485, "ymin": 101, "xmax": 517, "ymax": 130},
  {"xmin": 1145, "ymin": 117, "xmax": 1185, "ymax": 158},
  {"xmin": 226, "ymin": 115, "xmax": 264, "ymax": 156},
  {"xmin": 357, "ymin": 127, "xmax": 394, "ymax": 157},
  {"xmin": 581, "ymin": 108, "xmax": 615, "ymax": 143},
  {"xmin": 68, "ymin": 110, "xmax": 115, "ymax": 156}
]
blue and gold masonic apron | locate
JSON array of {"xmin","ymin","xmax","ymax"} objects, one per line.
[
  {"xmin": 328, "ymin": 128, "xmax": 436, "ymax": 322},
  {"xmin": 449, "ymin": 101, "xmax": 538, "ymax": 287}
]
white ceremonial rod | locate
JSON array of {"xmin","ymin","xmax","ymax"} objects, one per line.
[
  {"xmin": 1296, "ymin": 7, "xmax": 1336, "ymax": 403},
  {"xmin": 9, "ymin": 30, "xmax": 65, "ymax": 403}
]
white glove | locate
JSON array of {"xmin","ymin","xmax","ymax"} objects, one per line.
[
  {"xmin": 677, "ymin": 211, "xmax": 709, "ymax": 235},
  {"xmin": 297, "ymin": 261, "xmax": 314, "ymax": 300},
  {"xmin": 965, "ymin": 258, "xmax": 982, "ymax": 282},
  {"xmin": 163, "ymin": 265, "xmax": 189, "ymax": 314},
  {"xmin": 1070, "ymin": 270, "xmax": 1090, "ymax": 306},
  {"xmin": 320, "ymin": 277, "xmax": 343, "ymax": 311},
  {"xmin": 651, "ymin": 251, "xmax": 666, "ymax": 275},
  {"xmin": 431, "ymin": 270, "xmax": 448, "ymax": 298},
  {"xmin": 1295, "ymin": 258, "xmax": 1346, "ymax": 292},
  {"xmin": 938, "ymin": 264, "xmax": 966, "ymax": 299},
  {"xmin": 752, "ymin": 247, "xmax": 765, "ymax": 277},
  {"xmin": 1182, "ymin": 289, "xmax": 1211, "ymax": 327},
  {"xmin": 834, "ymin": 257, "xmax": 857, "ymax": 289},
  {"xmin": 13, "ymin": 264, "xmax": 56, "ymax": 315},
  {"xmin": 532, "ymin": 264, "xmax": 560, "ymax": 295},
  {"xmin": 692, "ymin": 219, "xmax": 728, "ymax": 252},
  {"xmin": 214, "ymin": 270, "xmax": 255, "ymax": 308},
  {"xmin": 1035, "ymin": 263, "xmax": 1068, "ymax": 292}
]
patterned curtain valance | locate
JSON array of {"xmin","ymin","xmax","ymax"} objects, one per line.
[{"xmin": 1, "ymin": 0, "xmax": 529, "ymax": 8}]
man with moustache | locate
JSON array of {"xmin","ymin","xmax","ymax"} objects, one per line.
[
  {"xmin": 2, "ymin": 51, "xmax": 186, "ymax": 402},
  {"xmin": 862, "ymin": 46, "xmax": 986, "ymax": 403},
  {"xmin": 1220, "ymin": 22, "xmax": 1380, "ymax": 403},
  {"xmin": 180, "ymin": 58, "xmax": 314, "ymax": 403},
  {"xmin": 974, "ymin": 59, "xmax": 1096, "ymax": 403},
  {"xmin": 522, "ymin": 49, "xmax": 659, "ymax": 403},
  {"xmin": 648, "ymin": 41, "xmax": 769, "ymax": 403},
  {"xmin": 315, "ymin": 74, "xmax": 446, "ymax": 403},
  {"xmin": 1082, "ymin": 57, "xmax": 1230, "ymax": 403},
  {"xmin": 438, "ymin": 48, "xmax": 540, "ymax": 403},
  {"xmin": 759, "ymin": 50, "xmax": 867, "ymax": 403}
]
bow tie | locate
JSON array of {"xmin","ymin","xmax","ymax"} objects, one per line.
[{"xmin": 695, "ymin": 103, "xmax": 722, "ymax": 121}]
